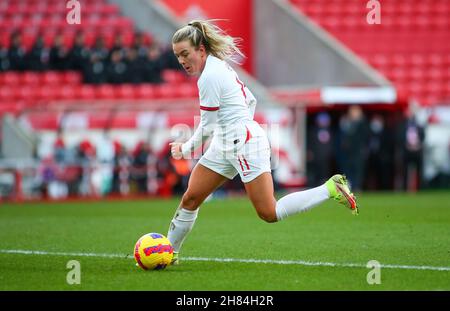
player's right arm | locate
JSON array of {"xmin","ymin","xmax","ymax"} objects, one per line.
[{"xmin": 171, "ymin": 72, "xmax": 221, "ymax": 159}]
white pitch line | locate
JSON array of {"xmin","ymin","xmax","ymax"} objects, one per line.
[{"xmin": 1, "ymin": 249, "xmax": 450, "ymax": 272}]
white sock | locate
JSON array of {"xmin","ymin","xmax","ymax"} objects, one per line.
[
  {"xmin": 275, "ymin": 184, "xmax": 330, "ymax": 221},
  {"xmin": 167, "ymin": 207, "xmax": 199, "ymax": 253}
]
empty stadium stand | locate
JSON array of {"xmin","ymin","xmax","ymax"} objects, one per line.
[{"xmin": 290, "ymin": 0, "xmax": 450, "ymax": 106}]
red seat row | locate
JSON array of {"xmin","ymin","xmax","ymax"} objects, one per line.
[
  {"xmin": 0, "ymin": 4, "xmax": 119, "ymax": 15},
  {"xmin": 0, "ymin": 70, "xmax": 188, "ymax": 86},
  {"xmin": 1, "ymin": 0, "xmax": 107, "ymax": 4},
  {"xmin": 365, "ymin": 54, "xmax": 450, "ymax": 68},
  {"xmin": 0, "ymin": 71, "xmax": 83, "ymax": 85},
  {"xmin": 298, "ymin": 5, "xmax": 449, "ymax": 16},
  {"xmin": 0, "ymin": 17, "xmax": 134, "ymax": 31},
  {"xmin": 0, "ymin": 83, "xmax": 199, "ymax": 102}
]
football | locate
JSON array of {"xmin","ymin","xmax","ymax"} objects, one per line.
[{"xmin": 134, "ymin": 233, "xmax": 174, "ymax": 270}]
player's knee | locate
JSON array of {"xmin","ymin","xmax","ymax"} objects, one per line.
[
  {"xmin": 256, "ymin": 208, "xmax": 278, "ymax": 223},
  {"xmin": 181, "ymin": 191, "xmax": 201, "ymax": 210}
]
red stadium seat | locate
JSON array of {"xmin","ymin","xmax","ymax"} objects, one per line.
[
  {"xmin": 137, "ymin": 84, "xmax": 156, "ymax": 99},
  {"xmin": 0, "ymin": 102, "xmax": 22, "ymax": 116},
  {"xmin": 77, "ymin": 85, "xmax": 96, "ymax": 100},
  {"xmin": 42, "ymin": 71, "xmax": 64, "ymax": 85},
  {"xmin": 2, "ymin": 72, "xmax": 21, "ymax": 85},
  {"xmin": 115, "ymin": 17, "xmax": 134, "ymax": 29},
  {"xmin": 117, "ymin": 84, "xmax": 137, "ymax": 99},
  {"xmin": 96, "ymin": 84, "xmax": 117, "ymax": 99},
  {"xmin": 176, "ymin": 83, "xmax": 198, "ymax": 98},
  {"xmin": 409, "ymin": 68, "xmax": 426, "ymax": 81},
  {"xmin": 63, "ymin": 71, "xmax": 83, "ymax": 85},
  {"xmin": 22, "ymin": 72, "xmax": 41, "ymax": 85},
  {"xmin": 36, "ymin": 85, "xmax": 59, "ymax": 101},
  {"xmin": 162, "ymin": 70, "xmax": 188, "ymax": 83},
  {"xmin": 59, "ymin": 85, "xmax": 77, "ymax": 100},
  {"xmin": 17, "ymin": 85, "xmax": 37, "ymax": 101},
  {"xmin": 0, "ymin": 87, "xmax": 16, "ymax": 102},
  {"xmin": 155, "ymin": 84, "xmax": 177, "ymax": 98},
  {"xmin": 100, "ymin": 4, "xmax": 120, "ymax": 16},
  {"xmin": 409, "ymin": 54, "xmax": 426, "ymax": 67}
]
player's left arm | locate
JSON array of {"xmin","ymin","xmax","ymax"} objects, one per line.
[{"xmin": 244, "ymin": 86, "xmax": 257, "ymax": 119}]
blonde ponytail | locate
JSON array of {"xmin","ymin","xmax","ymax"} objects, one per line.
[{"xmin": 172, "ymin": 19, "xmax": 244, "ymax": 64}]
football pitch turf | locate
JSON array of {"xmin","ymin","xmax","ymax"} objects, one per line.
[{"xmin": 0, "ymin": 191, "xmax": 449, "ymax": 291}]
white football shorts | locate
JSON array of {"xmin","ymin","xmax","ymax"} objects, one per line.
[{"xmin": 198, "ymin": 123, "xmax": 272, "ymax": 183}]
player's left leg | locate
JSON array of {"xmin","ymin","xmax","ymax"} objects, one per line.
[
  {"xmin": 244, "ymin": 171, "xmax": 333, "ymax": 222},
  {"xmin": 239, "ymin": 139, "xmax": 357, "ymax": 222},
  {"xmin": 243, "ymin": 172, "xmax": 277, "ymax": 222},
  {"xmin": 244, "ymin": 172, "xmax": 356, "ymax": 222}
]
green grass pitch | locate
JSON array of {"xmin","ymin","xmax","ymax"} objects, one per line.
[{"xmin": 0, "ymin": 191, "xmax": 449, "ymax": 290}]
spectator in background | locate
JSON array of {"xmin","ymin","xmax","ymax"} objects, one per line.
[
  {"xmin": 131, "ymin": 142, "xmax": 156, "ymax": 194},
  {"xmin": 93, "ymin": 132, "xmax": 115, "ymax": 196},
  {"xmin": 37, "ymin": 155, "xmax": 68, "ymax": 199},
  {"xmin": 1, "ymin": 30, "xmax": 182, "ymax": 87},
  {"xmin": 106, "ymin": 50, "xmax": 128, "ymax": 84},
  {"xmin": 112, "ymin": 144, "xmax": 131, "ymax": 195},
  {"xmin": 77, "ymin": 139, "xmax": 96, "ymax": 196},
  {"xmin": 338, "ymin": 105, "xmax": 368, "ymax": 192},
  {"xmin": 366, "ymin": 114, "xmax": 393, "ymax": 190},
  {"xmin": 160, "ymin": 44, "xmax": 182, "ymax": 70},
  {"xmin": 133, "ymin": 31, "xmax": 149, "ymax": 59},
  {"xmin": 156, "ymin": 147, "xmax": 180, "ymax": 197},
  {"xmin": 26, "ymin": 35, "xmax": 49, "ymax": 71},
  {"xmin": 307, "ymin": 112, "xmax": 334, "ymax": 186},
  {"xmin": 90, "ymin": 36, "xmax": 109, "ymax": 64},
  {"xmin": 67, "ymin": 31, "xmax": 90, "ymax": 71},
  {"xmin": 397, "ymin": 106, "xmax": 425, "ymax": 191},
  {"xmin": 125, "ymin": 48, "xmax": 143, "ymax": 84},
  {"xmin": 108, "ymin": 33, "xmax": 126, "ymax": 60},
  {"xmin": 170, "ymin": 155, "xmax": 191, "ymax": 195},
  {"xmin": 142, "ymin": 44, "xmax": 163, "ymax": 83},
  {"xmin": 83, "ymin": 53, "xmax": 107, "ymax": 84},
  {"xmin": 0, "ymin": 43, "xmax": 9, "ymax": 71},
  {"xmin": 8, "ymin": 31, "xmax": 26, "ymax": 71},
  {"xmin": 53, "ymin": 131, "xmax": 66, "ymax": 164},
  {"xmin": 49, "ymin": 33, "xmax": 68, "ymax": 70}
]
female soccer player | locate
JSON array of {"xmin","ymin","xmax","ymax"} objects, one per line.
[{"xmin": 167, "ymin": 20, "xmax": 358, "ymax": 264}]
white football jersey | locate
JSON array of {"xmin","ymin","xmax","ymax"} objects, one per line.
[
  {"xmin": 198, "ymin": 55, "xmax": 254, "ymax": 123},
  {"xmin": 181, "ymin": 55, "xmax": 262, "ymax": 157},
  {"xmin": 199, "ymin": 56, "xmax": 259, "ymax": 150}
]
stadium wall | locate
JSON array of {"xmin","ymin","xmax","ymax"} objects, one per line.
[
  {"xmin": 108, "ymin": 0, "xmax": 177, "ymax": 43},
  {"xmin": 1, "ymin": 115, "xmax": 35, "ymax": 159}
]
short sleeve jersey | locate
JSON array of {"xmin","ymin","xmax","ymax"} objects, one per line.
[{"xmin": 197, "ymin": 55, "xmax": 254, "ymax": 131}]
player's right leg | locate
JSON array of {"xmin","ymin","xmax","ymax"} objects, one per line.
[
  {"xmin": 168, "ymin": 163, "xmax": 228, "ymax": 265},
  {"xmin": 180, "ymin": 163, "xmax": 229, "ymax": 211}
]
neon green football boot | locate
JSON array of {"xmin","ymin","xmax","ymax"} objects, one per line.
[
  {"xmin": 325, "ymin": 174, "xmax": 359, "ymax": 215},
  {"xmin": 171, "ymin": 252, "xmax": 179, "ymax": 266}
]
